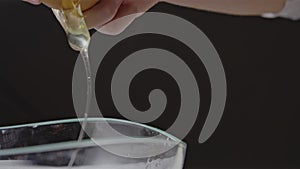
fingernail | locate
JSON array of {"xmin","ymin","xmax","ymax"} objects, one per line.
[{"xmin": 22, "ymin": 0, "xmax": 41, "ymax": 5}]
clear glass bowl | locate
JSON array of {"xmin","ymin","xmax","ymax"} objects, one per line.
[{"xmin": 0, "ymin": 118, "xmax": 186, "ymax": 169}]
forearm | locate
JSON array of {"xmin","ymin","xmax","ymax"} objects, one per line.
[{"xmin": 162, "ymin": 0, "xmax": 286, "ymax": 16}]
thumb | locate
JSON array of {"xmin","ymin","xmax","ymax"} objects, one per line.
[{"xmin": 22, "ymin": 0, "xmax": 42, "ymax": 5}]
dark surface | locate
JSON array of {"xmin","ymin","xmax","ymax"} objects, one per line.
[{"xmin": 0, "ymin": 0, "xmax": 300, "ymax": 168}]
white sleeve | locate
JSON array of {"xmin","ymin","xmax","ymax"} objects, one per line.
[{"xmin": 262, "ymin": 0, "xmax": 300, "ymax": 21}]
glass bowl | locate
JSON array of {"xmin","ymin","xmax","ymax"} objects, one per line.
[{"xmin": 0, "ymin": 118, "xmax": 186, "ymax": 169}]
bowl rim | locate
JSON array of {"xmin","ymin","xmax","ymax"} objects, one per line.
[{"xmin": 0, "ymin": 118, "xmax": 186, "ymax": 157}]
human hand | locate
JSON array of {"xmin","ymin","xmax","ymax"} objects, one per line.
[
  {"xmin": 85, "ymin": 0, "xmax": 160, "ymax": 35},
  {"xmin": 23, "ymin": 0, "xmax": 161, "ymax": 35}
]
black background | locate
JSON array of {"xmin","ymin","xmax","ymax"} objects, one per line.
[{"xmin": 1, "ymin": 0, "xmax": 300, "ymax": 168}]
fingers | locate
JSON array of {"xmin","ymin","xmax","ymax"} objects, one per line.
[
  {"xmin": 97, "ymin": 0, "xmax": 158, "ymax": 35},
  {"xmin": 96, "ymin": 3, "xmax": 143, "ymax": 35},
  {"xmin": 84, "ymin": 0, "xmax": 124, "ymax": 29},
  {"xmin": 22, "ymin": 0, "xmax": 42, "ymax": 5}
]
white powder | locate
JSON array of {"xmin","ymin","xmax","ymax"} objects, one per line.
[
  {"xmin": 0, "ymin": 157, "xmax": 177, "ymax": 169},
  {"xmin": 0, "ymin": 161, "xmax": 145, "ymax": 169}
]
